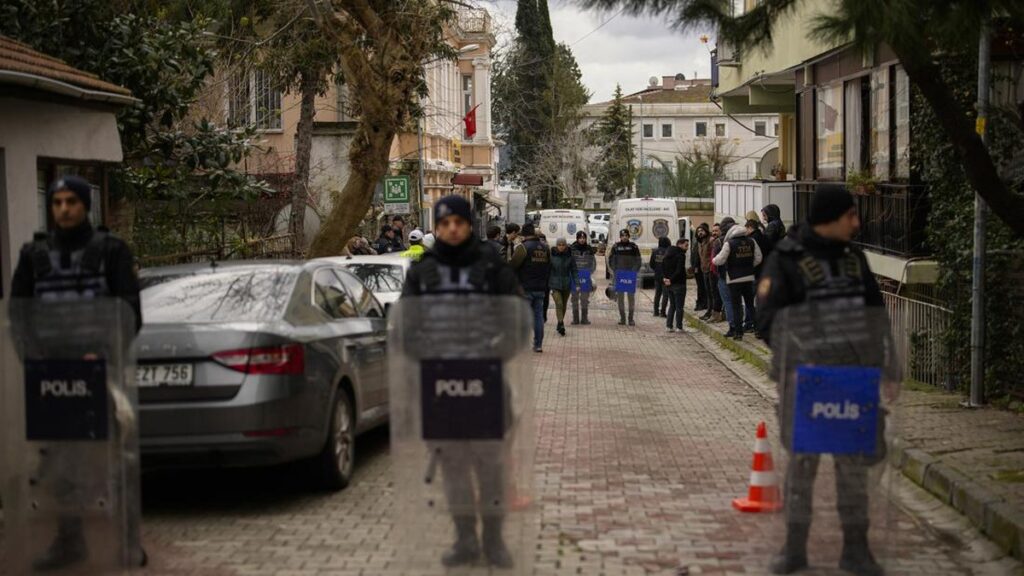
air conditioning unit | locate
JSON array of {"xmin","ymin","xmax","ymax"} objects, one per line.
[{"xmin": 717, "ymin": 41, "xmax": 741, "ymax": 67}]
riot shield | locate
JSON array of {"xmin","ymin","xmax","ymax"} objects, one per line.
[
  {"xmin": 389, "ymin": 295, "xmax": 535, "ymax": 573},
  {"xmin": 766, "ymin": 299, "xmax": 901, "ymax": 574},
  {"xmin": 1, "ymin": 298, "xmax": 142, "ymax": 573}
]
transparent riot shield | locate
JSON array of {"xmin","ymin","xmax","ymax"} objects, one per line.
[
  {"xmin": 389, "ymin": 295, "xmax": 534, "ymax": 573},
  {"xmin": 766, "ymin": 299, "xmax": 901, "ymax": 574},
  {"xmin": 1, "ymin": 298, "xmax": 142, "ymax": 574}
]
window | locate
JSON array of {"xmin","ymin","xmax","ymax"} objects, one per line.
[
  {"xmin": 142, "ymin": 268, "xmax": 297, "ymax": 324},
  {"xmin": 336, "ymin": 269, "xmax": 383, "ymax": 318},
  {"xmin": 715, "ymin": 123, "xmax": 726, "ymax": 137},
  {"xmin": 844, "ymin": 78, "xmax": 863, "ymax": 172},
  {"xmin": 642, "ymin": 123, "xmax": 654, "ymax": 138},
  {"xmin": 661, "ymin": 123, "xmax": 673, "ymax": 138},
  {"xmin": 229, "ymin": 69, "xmax": 282, "ymax": 131},
  {"xmin": 343, "ymin": 264, "xmax": 405, "ymax": 294},
  {"xmin": 695, "ymin": 121, "xmax": 708, "ymax": 137},
  {"xmin": 895, "ymin": 66, "xmax": 911, "ymax": 179},
  {"xmin": 462, "ymin": 74, "xmax": 474, "ymax": 138},
  {"xmin": 816, "ymin": 83, "xmax": 844, "ymax": 179},
  {"xmin": 870, "ymin": 68, "xmax": 890, "ymax": 180},
  {"xmin": 754, "ymin": 121, "xmax": 767, "ymax": 136},
  {"xmin": 313, "ymin": 269, "xmax": 358, "ymax": 319},
  {"xmin": 774, "ymin": 122, "xmax": 780, "ymax": 136}
]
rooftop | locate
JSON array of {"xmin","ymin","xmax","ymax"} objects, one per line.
[{"xmin": 0, "ymin": 35, "xmax": 134, "ymax": 103}]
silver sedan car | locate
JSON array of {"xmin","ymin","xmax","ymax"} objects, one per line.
[{"xmin": 136, "ymin": 261, "xmax": 388, "ymax": 490}]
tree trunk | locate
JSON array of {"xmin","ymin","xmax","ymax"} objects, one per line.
[
  {"xmin": 291, "ymin": 71, "xmax": 318, "ymax": 257},
  {"xmin": 892, "ymin": 43, "xmax": 1024, "ymax": 237},
  {"xmin": 307, "ymin": 119, "xmax": 397, "ymax": 257}
]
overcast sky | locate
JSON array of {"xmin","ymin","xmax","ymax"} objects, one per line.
[{"xmin": 481, "ymin": 0, "xmax": 713, "ymax": 104}]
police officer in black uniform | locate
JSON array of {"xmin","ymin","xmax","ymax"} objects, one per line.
[
  {"xmin": 10, "ymin": 175, "xmax": 142, "ymax": 571},
  {"xmin": 510, "ymin": 223, "xmax": 551, "ymax": 352},
  {"xmin": 401, "ymin": 195, "xmax": 520, "ymax": 568},
  {"xmin": 757, "ymin": 184, "xmax": 886, "ymax": 576},
  {"xmin": 608, "ymin": 229, "xmax": 641, "ymax": 325}
]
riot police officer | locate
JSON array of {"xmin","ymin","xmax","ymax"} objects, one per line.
[
  {"xmin": 9, "ymin": 175, "xmax": 143, "ymax": 571},
  {"xmin": 569, "ymin": 231, "xmax": 596, "ymax": 325},
  {"xmin": 608, "ymin": 229, "xmax": 641, "ymax": 325},
  {"xmin": 757, "ymin": 184, "xmax": 887, "ymax": 576},
  {"xmin": 401, "ymin": 195, "xmax": 521, "ymax": 568}
]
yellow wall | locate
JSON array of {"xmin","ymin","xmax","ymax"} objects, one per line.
[{"xmin": 717, "ymin": 0, "xmax": 842, "ymax": 95}]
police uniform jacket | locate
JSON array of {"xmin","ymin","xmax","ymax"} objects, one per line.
[
  {"xmin": 11, "ymin": 223, "xmax": 141, "ymax": 331},
  {"xmin": 569, "ymin": 242, "xmax": 596, "ymax": 273},
  {"xmin": 402, "ymin": 239, "xmax": 519, "ymax": 296},
  {"xmin": 608, "ymin": 241, "xmax": 641, "ymax": 272},
  {"xmin": 510, "ymin": 236, "xmax": 552, "ymax": 293}
]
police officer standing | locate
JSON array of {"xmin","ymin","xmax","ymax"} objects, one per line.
[
  {"xmin": 10, "ymin": 175, "xmax": 143, "ymax": 570},
  {"xmin": 510, "ymin": 223, "xmax": 551, "ymax": 353},
  {"xmin": 400, "ymin": 195, "xmax": 520, "ymax": 568},
  {"xmin": 608, "ymin": 228, "xmax": 641, "ymax": 326},
  {"xmin": 757, "ymin": 184, "xmax": 887, "ymax": 576},
  {"xmin": 569, "ymin": 231, "xmax": 596, "ymax": 325}
]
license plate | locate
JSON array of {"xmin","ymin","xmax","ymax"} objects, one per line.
[{"xmin": 136, "ymin": 364, "xmax": 194, "ymax": 387}]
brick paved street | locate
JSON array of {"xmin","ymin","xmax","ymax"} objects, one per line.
[{"xmin": 4, "ymin": 280, "xmax": 1018, "ymax": 575}]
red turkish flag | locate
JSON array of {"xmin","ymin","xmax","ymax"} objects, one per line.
[{"xmin": 463, "ymin": 104, "xmax": 480, "ymax": 138}]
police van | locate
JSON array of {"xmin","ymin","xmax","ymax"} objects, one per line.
[
  {"xmin": 537, "ymin": 209, "xmax": 589, "ymax": 243},
  {"xmin": 607, "ymin": 198, "xmax": 680, "ymax": 284}
]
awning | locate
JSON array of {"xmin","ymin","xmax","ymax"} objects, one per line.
[{"xmin": 452, "ymin": 173, "xmax": 484, "ymax": 186}]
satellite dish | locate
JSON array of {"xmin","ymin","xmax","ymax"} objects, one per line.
[
  {"xmin": 648, "ymin": 76, "xmax": 658, "ymax": 87},
  {"xmin": 675, "ymin": 73, "xmax": 686, "ymax": 81}
]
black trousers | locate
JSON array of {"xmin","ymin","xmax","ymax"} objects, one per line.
[
  {"xmin": 665, "ymin": 285, "xmax": 685, "ymax": 329},
  {"xmin": 653, "ymin": 280, "xmax": 666, "ymax": 314},
  {"xmin": 695, "ymin": 270, "xmax": 707, "ymax": 308},
  {"xmin": 728, "ymin": 281, "xmax": 755, "ymax": 332},
  {"xmin": 708, "ymin": 273, "xmax": 722, "ymax": 312},
  {"xmin": 784, "ymin": 453, "xmax": 870, "ymax": 528}
]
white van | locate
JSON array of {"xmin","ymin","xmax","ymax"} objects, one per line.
[
  {"xmin": 607, "ymin": 198, "xmax": 680, "ymax": 282},
  {"xmin": 537, "ymin": 209, "xmax": 589, "ymax": 243}
]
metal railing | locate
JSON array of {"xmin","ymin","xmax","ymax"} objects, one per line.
[
  {"xmin": 883, "ymin": 292, "xmax": 963, "ymax": 390},
  {"xmin": 457, "ymin": 9, "xmax": 491, "ymax": 34},
  {"xmin": 795, "ymin": 182, "xmax": 930, "ymax": 257}
]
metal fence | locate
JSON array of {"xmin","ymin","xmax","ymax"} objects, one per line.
[{"xmin": 883, "ymin": 292, "xmax": 964, "ymax": 390}]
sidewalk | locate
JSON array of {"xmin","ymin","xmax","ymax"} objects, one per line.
[{"xmin": 678, "ymin": 277, "xmax": 1024, "ymax": 561}]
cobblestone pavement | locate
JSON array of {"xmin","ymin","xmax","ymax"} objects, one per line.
[{"xmin": 3, "ymin": 276, "xmax": 1018, "ymax": 575}]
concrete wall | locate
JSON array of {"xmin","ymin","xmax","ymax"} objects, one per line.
[{"xmin": 0, "ymin": 97, "xmax": 123, "ymax": 296}]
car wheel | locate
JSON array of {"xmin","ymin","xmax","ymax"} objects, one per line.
[{"xmin": 317, "ymin": 389, "xmax": 355, "ymax": 491}]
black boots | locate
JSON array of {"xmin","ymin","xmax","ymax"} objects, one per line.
[
  {"xmin": 839, "ymin": 526, "xmax": 883, "ymax": 576},
  {"xmin": 769, "ymin": 523, "xmax": 882, "ymax": 575},
  {"xmin": 571, "ymin": 310, "xmax": 580, "ymax": 325},
  {"xmin": 769, "ymin": 523, "xmax": 809, "ymax": 574},
  {"xmin": 581, "ymin": 311, "xmax": 590, "ymax": 325},
  {"xmin": 33, "ymin": 517, "xmax": 88, "ymax": 572},
  {"xmin": 557, "ymin": 322, "xmax": 566, "ymax": 336},
  {"xmin": 441, "ymin": 516, "xmax": 480, "ymax": 567},
  {"xmin": 442, "ymin": 516, "xmax": 514, "ymax": 568},
  {"xmin": 482, "ymin": 517, "xmax": 514, "ymax": 568}
]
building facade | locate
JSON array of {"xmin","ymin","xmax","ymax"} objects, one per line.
[
  {"xmin": 224, "ymin": 8, "xmax": 499, "ymax": 240},
  {"xmin": 579, "ymin": 75, "xmax": 781, "ymax": 210}
]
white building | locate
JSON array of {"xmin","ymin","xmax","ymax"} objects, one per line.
[{"xmin": 580, "ymin": 75, "xmax": 781, "ymax": 209}]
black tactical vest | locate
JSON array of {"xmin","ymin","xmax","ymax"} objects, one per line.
[
  {"xmin": 796, "ymin": 249, "xmax": 866, "ymax": 305},
  {"xmin": 31, "ymin": 231, "xmax": 110, "ymax": 301},
  {"xmin": 517, "ymin": 239, "xmax": 551, "ymax": 292},
  {"xmin": 726, "ymin": 236, "xmax": 756, "ymax": 281}
]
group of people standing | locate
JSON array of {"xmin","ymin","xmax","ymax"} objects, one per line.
[
  {"xmin": 506, "ymin": 224, "xmax": 598, "ymax": 353},
  {"xmin": 688, "ymin": 204, "xmax": 787, "ymax": 341}
]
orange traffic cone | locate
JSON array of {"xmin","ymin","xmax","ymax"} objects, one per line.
[{"xmin": 732, "ymin": 421, "xmax": 783, "ymax": 513}]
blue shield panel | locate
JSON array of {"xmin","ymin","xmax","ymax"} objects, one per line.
[
  {"xmin": 614, "ymin": 270, "xmax": 637, "ymax": 294},
  {"xmin": 792, "ymin": 365, "xmax": 881, "ymax": 455},
  {"xmin": 575, "ymin": 270, "xmax": 593, "ymax": 292}
]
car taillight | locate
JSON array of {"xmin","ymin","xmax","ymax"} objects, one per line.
[{"xmin": 213, "ymin": 344, "xmax": 304, "ymax": 375}]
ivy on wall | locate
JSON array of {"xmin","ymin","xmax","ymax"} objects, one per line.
[{"xmin": 911, "ymin": 51, "xmax": 1024, "ymax": 403}]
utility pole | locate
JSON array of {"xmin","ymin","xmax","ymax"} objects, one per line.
[
  {"xmin": 969, "ymin": 7, "xmax": 990, "ymax": 406},
  {"xmin": 638, "ymin": 93, "xmax": 644, "ymax": 199}
]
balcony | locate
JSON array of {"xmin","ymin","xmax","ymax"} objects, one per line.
[
  {"xmin": 794, "ymin": 182, "xmax": 930, "ymax": 258},
  {"xmin": 457, "ymin": 9, "xmax": 492, "ymax": 35}
]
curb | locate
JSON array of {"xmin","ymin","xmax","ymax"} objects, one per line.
[{"xmin": 684, "ymin": 309, "xmax": 1024, "ymax": 562}]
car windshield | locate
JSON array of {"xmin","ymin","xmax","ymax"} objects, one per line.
[
  {"xmin": 141, "ymin": 267, "xmax": 297, "ymax": 324},
  {"xmin": 342, "ymin": 263, "xmax": 405, "ymax": 293}
]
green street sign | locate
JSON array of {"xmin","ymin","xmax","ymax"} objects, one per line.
[{"xmin": 384, "ymin": 175, "xmax": 411, "ymax": 204}]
